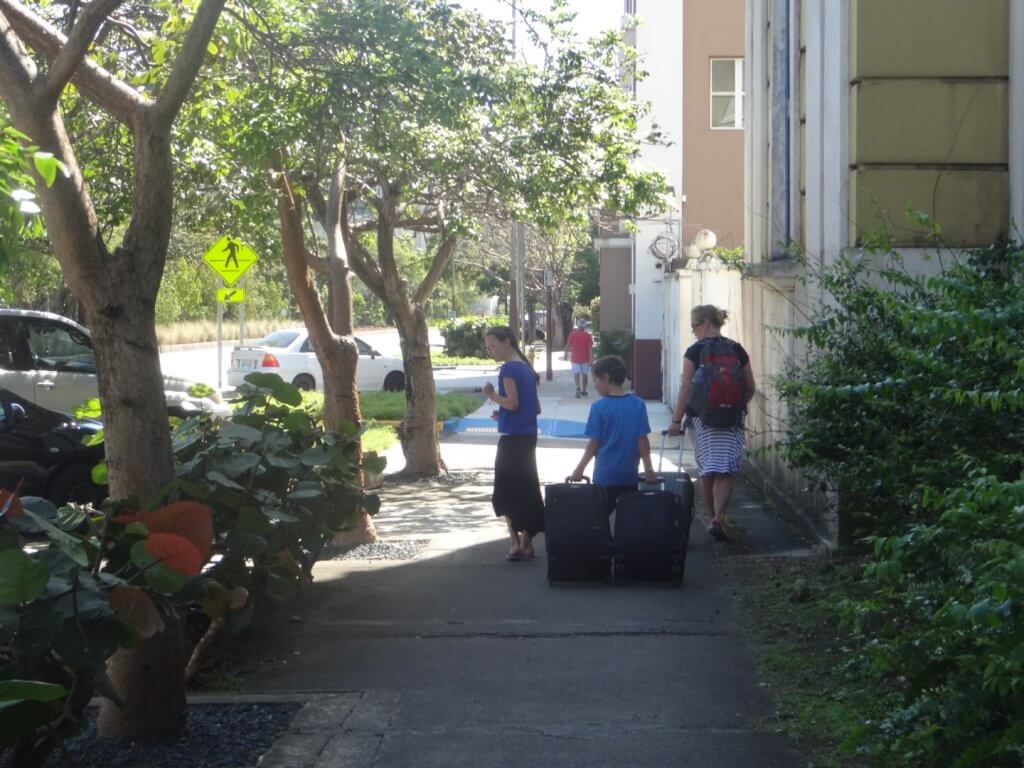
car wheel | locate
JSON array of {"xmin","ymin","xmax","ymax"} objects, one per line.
[
  {"xmin": 49, "ymin": 462, "xmax": 107, "ymax": 507},
  {"xmin": 383, "ymin": 371, "xmax": 406, "ymax": 392},
  {"xmin": 292, "ymin": 374, "xmax": 317, "ymax": 391}
]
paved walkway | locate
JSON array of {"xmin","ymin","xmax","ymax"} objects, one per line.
[{"xmin": 245, "ymin": 369, "xmax": 806, "ymax": 767}]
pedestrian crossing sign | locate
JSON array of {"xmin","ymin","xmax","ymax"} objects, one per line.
[
  {"xmin": 202, "ymin": 236, "xmax": 259, "ymax": 286},
  {"xmin": 216, "ymin": 288, "xmax": 245, "ymax": 303}
]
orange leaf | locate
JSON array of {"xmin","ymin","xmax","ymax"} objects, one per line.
[
  {"xmin": 143, "ymin": 502, "xmax": 214, "ymax": 564},
  {"xmin": 144, "ymin": 533, "xmax": 203, "ymax": 576},
  {"xmin": 0, "ymin": 489, "xmax": 23, "ymax": 518},
  {"xmin": 109, "ymin": 585, "xmax": 165, "ymax": 638}
]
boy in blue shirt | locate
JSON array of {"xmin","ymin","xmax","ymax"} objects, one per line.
[{"xmin": 570, "ymin": 356, "xmax": 657, "ymax": 515}]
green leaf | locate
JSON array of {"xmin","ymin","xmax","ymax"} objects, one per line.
[
  {"xmin": 0, "ymin": 680, "xmax": 68, "ymax": 703},
  {"xmin": 207, "ymin": 471, "xmax": 246, "ymax": 491},
  {"xmin": 129, "ymin": 540, "xmax": 188, "ymax": 594},
  {"xmin": 217, "ymin": 452, "xmax": 262, "ymax": 477},
  {"xmin": 32, "ymin": 152, "xmax": 58, "ymax": 186},
  {"xmin": 23, "ymin": 510, "xmax": 91, "ymax": 567},
  {"xmin": 91, "ymin": 462, "xmax": 108, "ymax": 485},
  {"xmin": 218, "ymin": 422, "xmax": 263, "ymax": 445},
  {"xmin": 74, "ymin": 398, "xmax": 103, "ymax": 420},
  {"xmin": 0, "ymin": 549, "xmax": 50, "ymax": 605}
]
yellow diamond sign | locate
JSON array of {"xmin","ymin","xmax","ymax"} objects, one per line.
[
  {"xmin": 203, "ymin": 236, "xmax": 259, "ymax": 286},
  {"xmin": 216, "ymin": 288, "xmax": 245, "ymax": 303}
]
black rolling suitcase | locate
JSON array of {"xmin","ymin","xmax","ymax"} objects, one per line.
[
  {"xmin": 543, "ymin": 478, "xmax": 613, "ymax": 584},
  {"xmin": 613, "ymin": 432, "xmax": 695, "ymax": 586}
]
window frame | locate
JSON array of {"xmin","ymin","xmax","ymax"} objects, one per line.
[
  {"xmin": 22, "ymin": 318, "xmax": 97, "ymax": 374},
  {"xmin": 709, "ymin": 57, "xmax": 745, "ymax": 131}
]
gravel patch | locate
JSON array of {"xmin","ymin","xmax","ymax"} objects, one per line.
[
  {"xmin": 327, "ymin": 539, "xmax": 430, "ymax": 561},
  {"xmin": 42, "ymin": 702, "xmax": 301, "ymax": 768}
]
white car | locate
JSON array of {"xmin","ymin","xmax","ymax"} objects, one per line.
[
  {"xmin": 0, "ymin": 308, "xmax": 230, "ymax": 418},
  {"xmin": 228, "ymin": 329, "xmax": 406, "ymax": 392}
]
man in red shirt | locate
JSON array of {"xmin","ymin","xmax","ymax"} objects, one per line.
[{"xmin": 564, "ymin": 318, "xmax": 594, "ymax": 398}]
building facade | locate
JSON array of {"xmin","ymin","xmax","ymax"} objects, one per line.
[
  {"xmin": 738, "ymin": 0, "xmax": 1024, "ymax": 542},
  {"xmin": 597, "ymin": 0, "xmax": 745, "ymax": 403}
]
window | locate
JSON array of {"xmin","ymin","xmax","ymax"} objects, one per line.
[
  {"xmin": 355, "ymin": 338, "xmax": 372, "ymax": 356},
  {"xmin": 710, "ymin": 58, "xmax": 744, "ymax": 130},
  {"xmin": 23, "ymin": 320, "xmax": 96, "ymax": 373},
  {"xmin": 258, "ymin": 330, "xmax": 300, "ymax": 348}
]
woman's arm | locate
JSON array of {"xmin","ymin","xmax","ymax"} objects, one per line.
[
  {"xmin": 668, "ymin": 358, "xmax": 696, "ymax": 434},
  {"xmin": 484, "ymin": 376, "xmax": 519, "ymax": 411}
]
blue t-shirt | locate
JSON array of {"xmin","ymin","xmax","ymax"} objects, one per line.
[
  {"xmin": 584, "ymin": 393, "xmax": 652, "ymax": 486},
  {"xmin": 497, "ymin": 359, "xmax": 539, "ymax": 435}
]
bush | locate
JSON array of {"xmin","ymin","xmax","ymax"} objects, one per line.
[
  {"xmin": 439, "ymin": 315, "xmax": 508, "ymax": 357},
  {"xmin": 774, "ymin": 230, "xmax": 1024, "ymax": 766},
  {"xmin": 589, "ymin": 296, "xmax": 601, "ymax": 331},
  {"xmin": 778, "ymin": 237, "xmax": 1024, "ymax": 541},
  {"xmin": 174, "ymin": 374, "xmax": 378, "ymax": 602},
  {"xmin": 303, "ymin": 391, "xmax": 482, "ymax": 422},
  {"xmin": 596, "ymin": 329, "xmax": 633, "ymax": 375},
  {"xmin": 840, "ymin": 474, "xmax": 1024, "ymax": 766},
  {"xmin": 0, "ymin": 496, "xmax": 221, "ymax": 767}
]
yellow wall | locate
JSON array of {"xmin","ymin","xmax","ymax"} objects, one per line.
[{"xmin": 849, "ymin": 0, "xmax": 1010, "ymax": 246}]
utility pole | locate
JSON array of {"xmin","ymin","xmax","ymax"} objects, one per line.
[
  {"xmin": 509, "ymin": 0, "xmax": 527, "ymax": 345},
  {"xmin": 544, "ymin": 268, "xmax": 554, "ymax": 381}
]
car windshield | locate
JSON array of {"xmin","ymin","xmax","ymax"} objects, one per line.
[{"xmin": 258, "ymin": 331, "xmax": 300, "ymax": 348}]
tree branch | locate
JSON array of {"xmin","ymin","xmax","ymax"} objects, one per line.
[
  {"xmin": 40, "ymin": 0, "xmax": 124, "ymax": 105},
  {"xmin": 414, "ymin": 235, "xmax": 458, "ymax": 307},
  {"xmin": 344, "ymin": 224, "xmax": 386, "ymax": 297},
  {"xmin": 0, "ymin": 6, "xmax": 37, "ymax": 101},
  {"xmin": 0, "ymin": 0, "xmax": 146, "ymax": 123},
  {"xmin": 151, "ymin": 0, "xmax": 226, "ymax": 126}
]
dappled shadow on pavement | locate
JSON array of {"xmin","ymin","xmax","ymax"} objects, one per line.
[{"xmin": 370, "ymin": 471, "xmax": 497, "ymax": 537}]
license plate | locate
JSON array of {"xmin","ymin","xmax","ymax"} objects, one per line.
[{"xmin": 238, "ymin": 359, "xmax": 255, "ymax": 370}]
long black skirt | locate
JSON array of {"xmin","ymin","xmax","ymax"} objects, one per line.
[{"xmin": 492, "ymin": 434, "xmax": 545, "ymax": 536}]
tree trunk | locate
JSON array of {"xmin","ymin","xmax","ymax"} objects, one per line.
[
  {"xmin": 276, "ymin": 161, "xmax": 376, "ymax": 544},
  {"xmin": 393, "ymin": 300, "xmax": 442, "ymax": 477}
]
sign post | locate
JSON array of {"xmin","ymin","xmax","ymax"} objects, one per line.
[{"xmin": 202, "ymin": 236, "xmax": 260, "ymax": 390}]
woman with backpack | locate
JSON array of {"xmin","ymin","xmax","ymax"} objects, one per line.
[
  {"xmin": 666, "ymin": 305, "xmax": 756, "ymax": 541},
  {"xmin": 483, "ymin": 326, "xmax": 545, "ymax": 561}
]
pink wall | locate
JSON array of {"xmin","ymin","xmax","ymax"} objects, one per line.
[{"xmin": 682, "ymin": 0, "xmax": 745, "ymax": 249}]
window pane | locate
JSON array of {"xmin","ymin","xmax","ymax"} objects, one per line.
[
  {"xmin": 26, "ymin": 321, "xmax": 95, "ymax": 372},
  {"xmin": 711, "ymin": 59, "xmax": 735, "ymax": 93},
  {"xmin": 712, "ymin": 95, "xmax": 736, "ymax": 128}
]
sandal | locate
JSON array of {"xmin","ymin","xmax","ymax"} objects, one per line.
[
  {"xmin": 506, "ymin": 550, "xmax": 524, "ymax": 562},
  {"xmin": 707, "ymin": 523, "xmax": 730, "ymax": 542}
]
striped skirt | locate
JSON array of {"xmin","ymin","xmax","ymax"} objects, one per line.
[{"xmin": 688, "ymin": 416, "xmax": 745, "ymax": 477}]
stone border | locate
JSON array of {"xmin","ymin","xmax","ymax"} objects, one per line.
[{"xmin": 187, "ymin": 690, "xmax": 398, "ymax": 768}]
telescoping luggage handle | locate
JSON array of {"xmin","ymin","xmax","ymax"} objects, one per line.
[
  {"xmin": 563, "ymin": 476, "xmax": 592, "ymax": 484},
  {"xmin": 641, "ymin": 429, "xmax": 685, "ymax": 484}
]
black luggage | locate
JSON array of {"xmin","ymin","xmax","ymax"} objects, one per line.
[
  {"xmin": 543, "ymin": 478, "xmax": 613, "ymax": 584},
  {"xmin": 613, "ymin": 433, "xmax": 695, "ymax": 586}
]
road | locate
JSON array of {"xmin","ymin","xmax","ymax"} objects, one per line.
[{"xmin": 158, "ymin": 326, "xmax": 557, "ymax": 394}]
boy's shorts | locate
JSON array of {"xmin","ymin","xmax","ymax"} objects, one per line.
[{"xmin": 572, "ymin": 362, "xmax": 590, "ymax": 375}]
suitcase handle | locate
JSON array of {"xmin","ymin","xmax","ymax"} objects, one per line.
[
  {"xmin": 657, "ymin": 430, "xmax": 685, "ymax": 474},
  {"xmin": 564, "ymin": 476, "xmax": 591, "ymax": 484}
]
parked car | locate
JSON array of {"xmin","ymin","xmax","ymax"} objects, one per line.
[
  {"xmin": 0, "ymin": 388, "xmax": 106, "ymax": 506},
  {"xmin": 0, "ymin": 309, "xmax": 230, "ymax": 418},
  {"xmin": 228, "ymin": 329, "xmax": 406, "ymax": 392}
]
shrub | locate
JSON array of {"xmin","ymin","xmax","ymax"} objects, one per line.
[
  {"xmin": 439, "ymin": 315, "xmax": 508, "ymax": 357},
  {"xmin": 0, "ymin": 497, "xmax": 222, "ymax": 767},
  {"xmin": 589, "ymin": 296, "xmax": 601, "ymax": 331},
  {"xmin": 840, "ymin": 474, "xmax": 1024, "ymax": 766},
  {"xmin": 173, "ymin": 374, "xmax": 379, "ymax": 603},
  {"xmin": 778, "ymin": 237, "xmax": 1024, "ymax": 541}
]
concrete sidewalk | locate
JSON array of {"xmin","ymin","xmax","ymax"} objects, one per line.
[{"xmin": 242, "ymin": 369, "xmax": 807, "ymax": 767}]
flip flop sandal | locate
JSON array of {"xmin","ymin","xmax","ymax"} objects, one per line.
[{"xmin": 506, "ymin": 551, "xmax": 524, "ymax": 562}]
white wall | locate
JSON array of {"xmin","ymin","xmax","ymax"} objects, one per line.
[{"xmin": 631, "ymin": 0, "xmax": 683, "ymax": 340}]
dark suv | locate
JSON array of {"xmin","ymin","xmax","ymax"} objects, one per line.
[{"xmin": 0, "ymin": 388, "xmax": 106, "ymax": 506}]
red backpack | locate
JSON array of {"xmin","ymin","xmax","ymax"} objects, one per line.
[{"xmin": 689, "ymin": 338, "xmax": 746, "ymax": 428}]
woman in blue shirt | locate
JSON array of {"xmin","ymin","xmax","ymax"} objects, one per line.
[{"xmin": 482, "ymin": 326, "xmax": 544, "ymax": 561}]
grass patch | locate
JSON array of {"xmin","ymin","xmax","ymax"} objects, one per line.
[
  {"xmin": 720, "ymin": 555, "xmax": 877, "ymax": 768},
  {"xmin": 361, "ymin": 424, "xmax": 398, "ymax": 454},
  {"xmin": 299, "ymin": 391, "xmax": 481, "ymax": 422},
  {"xmin": 157, "ymin": 319, "xmax": 296, "ymax": 347},
  {"xmin": 431, "ymin": 354, "xmax": 496, "ymax": 367}
]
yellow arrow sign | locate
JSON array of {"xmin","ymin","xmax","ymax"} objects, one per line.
[
  {"xmin": 203, "ymin": 236, "xmax": 259, "ymax": 286},
  {"xmin": 216, "ymin": 288, "xmax": 245, "ymax": 303}
]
